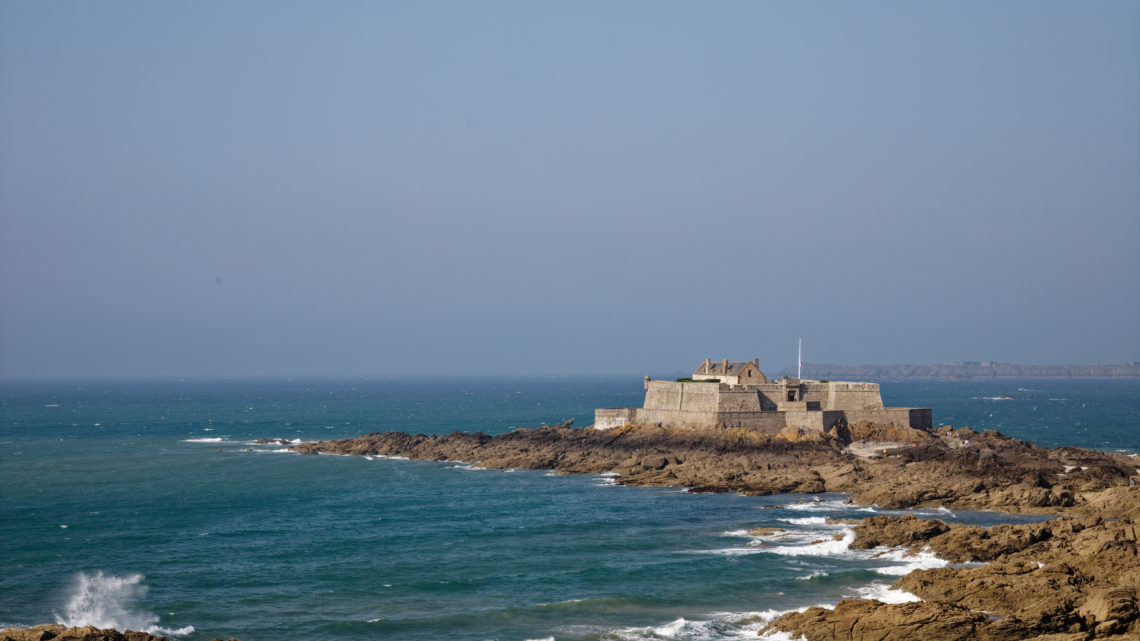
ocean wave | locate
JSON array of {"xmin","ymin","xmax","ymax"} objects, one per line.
[
  {"xmin": 870, "ymin": 546, "xmax": 949, "ymax": 576},
  {"xmin": 604, "ymin": 610, "xmax": 788, "ymax": 640},
  {"xmin": 783, "ymin": 498, "xmax": 876, "ymax": 514},
  {"xmin": 778, "ymin": 516, "xmax": 832, "ymax": 526},
  {"xmin": 691, "ymin": 546, "xmax": 767, "ymax": 556},
  {"xmin": 244, "ymin": 438, "xmax": 303, "ymax": 446},
  {"xmin": 54, "ymin": 571, "xmax": 193, "ymax": 636},
  {"xmin": 180, "ymin": 437, "xmax": 225, "ymax": 443},
  {"xmin": 764, "ymin": 527, "xmax": 856, "ymax": 557},
  {"xmin": 850, "ymin": 582, "xmax": 921, "ymax": 603},
  {"xmin": 796, "ymin": 570, "xmax": 829, "ymax": 580}
]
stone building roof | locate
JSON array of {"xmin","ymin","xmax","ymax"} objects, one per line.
[{"xmin": 693, "ymin": 360, "xmax": 756, "ymax": 377}]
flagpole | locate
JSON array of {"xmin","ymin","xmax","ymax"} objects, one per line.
[{"xmin": 797, "ymin": 338, "xmax": 802, "ymax": 379}]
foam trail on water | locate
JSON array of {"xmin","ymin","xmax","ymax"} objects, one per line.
[
  {"xmin": 54, "ymin": 571, "xmax": 193, "ymax": 636},
  {"xmin": 605, "ymin": 610, "xmax": 810, "ymax": 640}
]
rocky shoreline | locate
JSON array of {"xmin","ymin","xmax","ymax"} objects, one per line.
[
  {"xmin": 291, "ymin": 421, "xmax": 1140, "ymax": 640},
  {"xmin": 763, "ymin": 514, "xmax": 1140, "ymax": 640},
  {"xmin": 292, "ymin": 420, "xmax": 1139, "ymax": 518},
  {"xmin": 0, "ymin": 626, "xmax": 238, "ymax": 641}
]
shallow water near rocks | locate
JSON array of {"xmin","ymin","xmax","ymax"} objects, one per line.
[{"xmin": 2, "ymin": 378, "xmax": 1137, "ymax": 640}]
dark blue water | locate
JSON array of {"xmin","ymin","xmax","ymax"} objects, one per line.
[{"xmin": 1, "ymin": 378, "xmax": 1137, "ymax": 640}]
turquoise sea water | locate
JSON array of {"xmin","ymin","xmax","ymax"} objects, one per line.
[{"xmin": 1, "ymin": 378, "xmax": 1137, "ymax": 640}]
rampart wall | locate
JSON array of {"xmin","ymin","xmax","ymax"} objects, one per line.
[{"xmin": 596, "ymin": 380, "xmax": 928, "ymax": 433}]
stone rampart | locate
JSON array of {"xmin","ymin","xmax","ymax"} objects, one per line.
[
  {"xmin": 594, "ymin": 408, "xmax": 636, "ymax": 430},
  {"xmin": 595, "ymin": 378, "xmax": 929, "ymax": 434},
  {"xmin": 843, "ymin": 408, "xmax": 932, "ymax": 429}
]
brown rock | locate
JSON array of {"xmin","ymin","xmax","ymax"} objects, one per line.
[
  {"xmin": 764, "ymin": 599, "xmax": 989, "ymax": 641},
  {"xmin": 850, "ymin": 514, "xmax": 949, "ymax": 550},
  {"xmin": 0, "ymin": 624, "xmax": 66, "ymax": 641},
  {"xmin": 0, "ymin": 627, "xmax": 168, "ymax": 641},
  {"xmin": 1078, "ymin": 586, "xmax": 1138, "ymax": 630}
]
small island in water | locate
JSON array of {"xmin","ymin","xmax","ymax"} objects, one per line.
[{"xmin": 285, "ymin": 358, "xmax": 1140, "ymax": 641}]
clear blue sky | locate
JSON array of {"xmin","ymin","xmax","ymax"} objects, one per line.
[{"xmin": 1, "ymin": 1, "xmax": 1137, "ymax": 379}]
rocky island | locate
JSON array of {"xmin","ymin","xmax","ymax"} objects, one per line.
[
  {"xmin": 292, "ymin": 422, "xmax": 1140, "ymax": 639},
  {"xmin": 290, "ymin": 364, "xmax": 1140, "ymax": 640}
]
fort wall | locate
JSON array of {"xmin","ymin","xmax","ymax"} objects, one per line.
[{"xmin": 596, "ymin": 378, "xmax": 931, "ymax": 433}]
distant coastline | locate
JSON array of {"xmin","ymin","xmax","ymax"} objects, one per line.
[{"xmin": 778, "ymin": 361, "xmax": 1140, "ymax": 380}]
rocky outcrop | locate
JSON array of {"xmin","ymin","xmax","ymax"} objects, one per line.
[
  {"xmin": 287, "ymin": 420, "xmax": 1140, "ymax": 640},
  {"xmin": 0, "ymin": 626, "xmax": 168, "ymax": 641},
  {"xmin": 765, "ymin": 515, "xmax": 1140, "ymax": 640},
  {"xmin": 768, "ymin": 600, "xmax": 992, "ymax": 641},
  {"xmin": 291, "ymin": 421, "xmax": 1140, "ymax": 518}
]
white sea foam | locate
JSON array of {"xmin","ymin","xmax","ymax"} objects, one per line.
[
  {"xmin": 602, "ymin": 608, "xmax": 822, "ymax": 641},
  {"xmin": 778, "ymin": 516, "xmax": 830, "ymax": 526},
  {"xmin": 245, "ymin": 438, "xmax": 303, "ymax": 446},
  {"xmin": 692, "ymin": 547, "xmax": 766, "ymax": 556},
  {"xmin": 850, "ymin": 582, "xmax": 922, "ymax": 603},
  {"xmin": 54, "ymin": 571, "xmax": 193, "ymax": 636},
  {"xmin": 796, "ymin": 570, "xmax": 829, "ymax": 580},
  {"xmin": 765, "ymin": 527, "xmax": 856, "ymax": 557},
  {"xmin": 870, "ymin": 546, "xmax": 949, "ymax": 576},
  {"xmin": 181, "ymin": 437, "xmax": 225, "ymax": 443},
  {"xmin": 783, "ymin": 498, "xmax": 876, "ymax": 514}
]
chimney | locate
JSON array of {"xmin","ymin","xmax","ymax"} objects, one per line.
[
  {"xmin": 703, "ymin": 358, "xmax": 711, "ymax": 373},
  {"xmin": 753, "ymin": 358, "xmax": 759, "ymax": 367},
  {"xmin": 722, "ymin": 358, "xmax": 728, "ymax": 372}
]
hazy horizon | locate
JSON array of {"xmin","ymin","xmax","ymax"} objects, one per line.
[{"xmin": 2, "ymin": 2, "xmax": 1138, "ymax": 380}]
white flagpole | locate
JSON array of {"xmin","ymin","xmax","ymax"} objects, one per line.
[{"xmin": 797, "ymin": 338, "xmax": 802, "ymax": 379}]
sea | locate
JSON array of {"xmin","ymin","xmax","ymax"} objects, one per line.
[{"xmin": 2, "ymin": 378, "xmax": 1138, "ymax": 641}]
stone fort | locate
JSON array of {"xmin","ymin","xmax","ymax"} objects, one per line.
[{"xmin": 594, "ymin": 358, "xmax": 931, "ymax": 434}]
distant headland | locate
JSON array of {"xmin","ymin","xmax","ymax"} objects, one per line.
[{"xmin": 778, "ymin": 361, "xmax": 1140, "ymax": 381}]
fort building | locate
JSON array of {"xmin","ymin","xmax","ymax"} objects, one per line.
[{"xmin": 594, "ymin": 358, "xmax": 932, "ymax": 434}]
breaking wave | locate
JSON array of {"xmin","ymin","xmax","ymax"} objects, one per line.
[{"xmin": 54, "ymin": 571, "xmax": 193, "ymax": 636}]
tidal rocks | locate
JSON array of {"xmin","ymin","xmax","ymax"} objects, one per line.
[
  {"xmin": 0, "ymin": 628, "xmax": 239, "ymax": 641},
  {"xmin": 0, "ymin": 626, "xmax": 168, "ymax": 641},
  {"xmin": 289, "ymin": 420, "xmax": 1140, "ymax": 640},
  {"xmin": 765, "ymin": 515, "xmax": 1140, "ymax": 640},
  {"xmin": 291, "ymin": 421, "xmax": 1140, "ymax": 518},
  {"xmin": 766, "ymin": 599, "xmax": 991, "ymax": 641}
]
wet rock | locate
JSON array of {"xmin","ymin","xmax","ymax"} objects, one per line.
[
  {"xmin": 0, "ymin": 626, "xmax": 169, "ymax": 641},
  {"xmin": 764, "ymin": 599, "xmax": 990, "ymax": 641},
  {"xmin": 850, "ymin": 514, "xmax": 950, "ymax": 550}
]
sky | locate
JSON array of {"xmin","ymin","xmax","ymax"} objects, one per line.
[{"xmin": 1, "ymin": 1, "xmax": 1138, "ymax": 379}]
